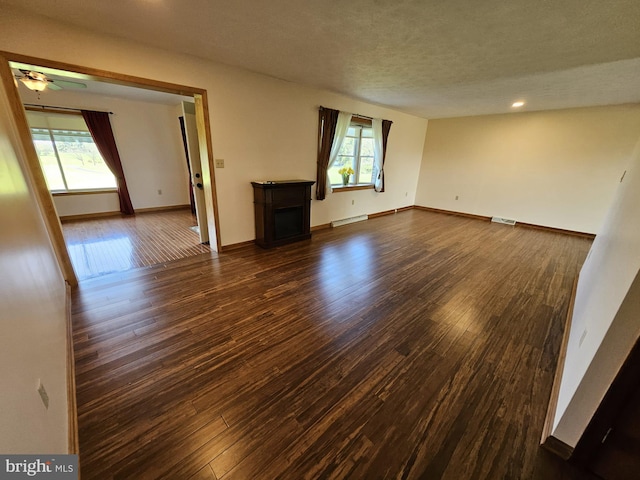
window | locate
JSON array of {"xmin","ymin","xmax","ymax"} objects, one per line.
[
  {"xmin": 328, "ymin": 124, "xmax": 375, "ymax": 187},
  {"xmin": 30, "ymin": 127, "xmax": 116, "ymax": 192}
]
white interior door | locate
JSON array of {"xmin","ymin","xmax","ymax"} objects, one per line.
[{"xmin": 181, "ymin": 101, "xmax": 209, "ymax": 244}]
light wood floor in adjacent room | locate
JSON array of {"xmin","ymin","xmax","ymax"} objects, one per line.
[
  {"xmin": 71, "ymin": 209, "xmax": 597, "ymax": 479},
  {"xmin": 61, "ymin": 209, "xmax": 211, "ymax": 281}
]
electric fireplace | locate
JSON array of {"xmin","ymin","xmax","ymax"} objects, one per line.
[{"xmin": 251, "ymin": 180, "xmax": 315, "ymax": 248}]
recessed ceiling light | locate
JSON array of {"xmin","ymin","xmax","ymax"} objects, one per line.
[{"xmin": 512, "ymin": 101, "xmax": 525, "ymax": 108}]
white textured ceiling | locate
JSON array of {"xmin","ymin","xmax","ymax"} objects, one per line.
[{"xmin": 3, "ymin": 0, "xmax": 640, "ymax": 118}]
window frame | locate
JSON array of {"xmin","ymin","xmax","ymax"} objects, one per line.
[
  {"xmin": 330, "ymin": 116, "xmax": 375, "ymax": 190},
  {"xmin": 30, "ymin": 125, "xmax": 117, "ymax": 194}
]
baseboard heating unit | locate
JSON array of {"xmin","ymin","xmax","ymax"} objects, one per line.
[
  {"xmin": 491, "ymin": 216, "xmax": 516, "ymax": 226},
  {"xmin": 331, "ymin": 214, "xmax": 369, "ymax": 228}
]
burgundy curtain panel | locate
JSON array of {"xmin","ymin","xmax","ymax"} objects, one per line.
[
  {"xmin": 380, "ymin": 119, "xmax": 393, "ymax": 193},
  {"xmin": 81, "ymin": 110, "xmax": 135, "ymax": 215},
  {"xmin": 316, "ymin": 107, "xmax": 340, "ymax": 200}
]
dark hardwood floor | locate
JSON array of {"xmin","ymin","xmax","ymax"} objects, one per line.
[{"xmin": 72, "ymin": 209, "xmax": 597, "ymax": 479}]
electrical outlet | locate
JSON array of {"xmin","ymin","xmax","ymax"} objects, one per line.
[
  {"xmin": 215, "ymin": 158, "xmax": 225, "ymax": 168},
  {"xmin": 351, "ymin": 199, "xmax": 354, "ymax": 205},
  {"xmin": 37, "ymin": 380, "xmax": 49, "ymax": 409},
  {"xmin": 455, "ymin": 195, "xmax": 459, "ymax": 200},
  {"xmin": 157, "ymin": 189, "xmax": 162, "ymax": 195}
]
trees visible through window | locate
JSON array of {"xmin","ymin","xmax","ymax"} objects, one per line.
[
  {"xmin": 328, "ymin": 124, "xmax": 375, "ymax": 186},
  {"xmin": 31, "ymin": 127, "xmax": 116, "ymax": 192}
]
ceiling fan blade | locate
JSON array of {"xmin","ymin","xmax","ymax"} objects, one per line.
[
  {"xmin": 47, "ymin": 82, "xmax": 62, "ymax": 91},
  {"xmin": 53, "ymin": 79, "xmax": 87, "ymax": 89}
]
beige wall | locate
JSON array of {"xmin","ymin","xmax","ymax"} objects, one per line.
[
  {"xmin": 552, "ymin": 136, "xmax": 640, "ymax": 446},
  {"xmin": 0, "ymin": 7, "xmax": 429, "ymax": 246},
  {"xmin": 415, "ymin": 105, "xmax": 640, "ymax": 233},
  {"xmin": 23, "ymin": 91, "xmax": 191, "ymax": 217},
  {"xmin": 0, "ymin": 64, "xmax": 67, "ymax": 452}
]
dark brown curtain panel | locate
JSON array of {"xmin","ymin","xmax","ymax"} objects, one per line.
[
  {"xmin": 380, "ymin": 119, "xmax": 393, "ymax": 193},
  {"xmin": 178, "ymin": 116, "xmax": 197, "ymax": 215},
  {"xmin": 82, "ymin": 110, "xmax": 135, "ymax": 215},
  {"xmin": 316, "ymin": 107, "xmax": 340, "ymax": 200}
]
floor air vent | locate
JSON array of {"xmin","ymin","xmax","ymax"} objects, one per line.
[
  {"xmin": 491, "ymin": 216, "xmax": 516, "ymax": 226},
  {"xmin": 331, "ymin": 214, "xmax": 369, "ymax": 228}
]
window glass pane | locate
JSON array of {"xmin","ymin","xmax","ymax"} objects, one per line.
[
  {"xmin": 31, "ymin": 129, "xmax": 66, "ymax": 191},
  {"xmin": 51, "ymin": 130, "xmax": 117, "ymax": 190},
  {"xmin": 360, "ymin": 137, "xmax": 374, "ymax": 157},
  {"xmin": 358, "ymin": 156, "xmax": 374, "ymax": 184},
  {"xmin": 339, "ymin": 137, "xmax": 356, "ymax": 156},
  {"xmin": 346, "ymin": 126, "xmax": 357, "ymax": 136},
  {"xmin": 361, "ymin": 127, "xmax": 373, "ymax": 138}
]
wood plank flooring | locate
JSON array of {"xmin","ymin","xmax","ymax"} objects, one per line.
[
  {"xmin": 62, "ymin": 209, "xmax": 211, "ymax": 281},
  {"xmin": 72, "ymin": 209, "xmax": 597, "ymax": 479}
]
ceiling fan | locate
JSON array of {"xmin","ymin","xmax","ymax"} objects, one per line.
[{"xmin": 16, "ymin": 69, "xmax": 87, "ymax": 92}]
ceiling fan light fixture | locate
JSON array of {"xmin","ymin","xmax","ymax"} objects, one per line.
[
  {"xmin": 511, "ymin": 100, "xmax": 525, "ymax": 108},
  {"xmin": 20, "ymin": 76, "xmax": 48, "ymax": 92}
]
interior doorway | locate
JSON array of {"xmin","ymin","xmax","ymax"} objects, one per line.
[{"xmin": 2, "ymin": 51, "xmax": 222, "ymax": 284}]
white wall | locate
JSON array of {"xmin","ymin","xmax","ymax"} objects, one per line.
[
  {"xmin": 0, "ymin": 66, "xmax": 67, "ymax": 452},
  {"xmin": 415, "ymin": 105, "xmax": 640, "ymax": 233},
  {"xmin": 193, "ymin": 56, "xmax": 428, "ymax": 243},
  {"xmin": 20, "ymin": 88, "xmax": 191, "ymax": 217},
  {"xmin": 552, "ymin": 136, "xmax": 640, "ymax": 446},
  {"xmin": 53, "ymin": 192, "xmax": 120, "ymax": 217},
  {"xmin": 0, "ymin": 7, "xmax": 429, "ymax": 246}
]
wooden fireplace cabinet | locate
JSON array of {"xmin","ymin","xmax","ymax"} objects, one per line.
[{"xmin": 251, "ymin": 180, "xmax": 315, "ymax": 248}]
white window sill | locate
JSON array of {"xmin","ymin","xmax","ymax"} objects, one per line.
[
  {"xmin": 331, "ymin": 184, "xmax": 374, "ymax": 192},
  {"xmin": 51, "ymin": 189, "xmax": 118, "ymax": 197}
]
